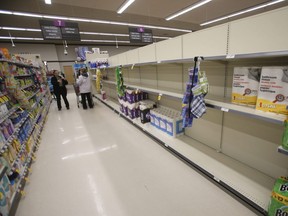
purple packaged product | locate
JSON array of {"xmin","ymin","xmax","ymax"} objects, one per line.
[
  {"xmin": 124, "ymin": 106, "xmax": 128, "ymax": 116},
  {"xmin": 143, "ymin": 92, "xmax": 149, "ymax": 100},
  {"xmin": 126, "ymin": 91, "xmax": 135, "ymax": 104},
  {"xmin": 140, "ymin": 109, "xmax": 150, "ymax": 124},
  {"xmin": 128, "ymin": 108, "xmax": 136, "ymax": 119},
  {"xmin": 120, "ymin": 105, "xmax": 124, "ymax": 113},
  {"xmin": 135, "ymin": 108, "xmax": 140, "ymax": 118}
]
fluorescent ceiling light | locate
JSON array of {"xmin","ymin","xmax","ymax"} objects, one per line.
[
  {"xmin": 1, "ymin": 27, "xmax": 41, "ymax": 32},
  {"xmin": 0, "ymin": 36, "xmax": 43, "ymax": 40},
  {"xmin": 43, "ymin": 15, "xmax": 69, "ymax": 20},
  {"xmin": 201, "ymin": 0, "xmax": 285, "ymax": 26},
  {"xmin": 0, "ymin": 10, "xmax": 12, "ymax": 14},
  {"xmin": 13, "ymin": 12, "xmax": 42, "ymax": 18},
  {"xmin": 166, "ymin": 0, "xmax": 212, "ymax": 21},
  {"xmin": 81, "ymin": 39, "xmax": 130, "ymax": 43},
  {"xmin": 45, "ymin": 0, "xmax": 52, "ymax": 4},
  {"xmin": 80, "ymin": 31, "xmax": 129, "ymax": 37},
  {"xmin": 117, "ymin": 0, "xmax": 135, "ymax": 14},
  {"xmin": 0, "ymin": 10, "xmax": 191, "ymax": 33},
  {"xmin": 153, "ymin": 36, "xmax": 171, "ymax": 39}
]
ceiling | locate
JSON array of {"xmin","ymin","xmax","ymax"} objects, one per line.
[{"xmin": 0, "ymin": 0, "xmax": 288, "ymax": 46}]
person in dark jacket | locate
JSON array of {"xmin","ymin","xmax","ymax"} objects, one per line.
[{"xmin": 51, "ymin": 70, "xmax": 70, "ymax": 111}]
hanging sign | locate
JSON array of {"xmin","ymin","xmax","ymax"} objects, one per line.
[{"xmin": 129, "ymin": 27, "xmax": 153, "ymax": 43}]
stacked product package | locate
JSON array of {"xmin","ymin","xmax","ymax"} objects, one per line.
[
  {"xmin": 118, "ymin": 89, "xmax": 149, "ymax": 120},
  {"xmin": 268, "ymin": 176, "xmax": 288, "ymax": 216},
  {"xmin": 150, "ymin": 107, "xmax": 184, "ymax": 137}
]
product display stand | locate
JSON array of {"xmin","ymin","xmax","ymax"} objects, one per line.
[{"xmin": 0, "ymin": 55, "xmax": 52, "ymax": 216}]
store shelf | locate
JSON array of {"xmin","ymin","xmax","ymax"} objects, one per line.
[
  {"xmin": 93, "ymin": 93, "xmax": 274, "ymax": 214},
  {"xmin": 0, "ymin": 59, "xmax": 39, "ymax": 69},
  {"xmin": 278, "ymin": 146, "xmax": 288, "ymax": 156},
  {"xmin": 102, "ymin": 81, "xmax": 287, "ymax": 125},
  {"xmin": 0, "ymin": 92, "xmax": 8, "ymax": 97},
  {"xmin": 14, "ymin": 74, "xmax": 34, "ymax": 78},
  {"xmin": 19, "ymin": 83, "xmax": 33, "ymax": 90},
  {"xmin": 0, "ymin": 114, "xmax": 30, "ymax": 153},
  {"xmin": 26, "ymin": 89, "xmax": 40, "ymax": 101},
  {"xmin": 0, "ymin": 106, "xmax": 19, "ymax": 124},
  {"xmin": 205, "ymin": 95, "xmax": 287, "ymax": 125},
  {"xmin": 0, "ymin": 166, "xmax": 8, "ymax": 180}
]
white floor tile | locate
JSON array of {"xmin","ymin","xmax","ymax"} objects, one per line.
[{"xmin": 15, "ymin": 87, "xmax": 258, "ymax": 216}]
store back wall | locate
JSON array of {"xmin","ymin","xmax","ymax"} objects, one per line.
[{"xmin": 0, "ymin": 42, "xmax": 139, "ymax": 72}]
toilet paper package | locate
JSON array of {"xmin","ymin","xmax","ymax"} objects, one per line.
[
  {"xmin": 268, "ymin": 177, "xmax": 288, "ymax": 216},
  {"xmin": 232, "ymin": 67, "xmax": 261, "ymax": 105}
]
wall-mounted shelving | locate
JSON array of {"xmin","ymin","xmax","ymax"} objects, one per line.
[{"xmin": 102, "ymin": 80, "xmax": 287, "ymax": 125}]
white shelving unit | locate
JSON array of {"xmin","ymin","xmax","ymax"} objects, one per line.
[{"xmin": 100, "ymin": 6, "xmax": 288, "ymax": 214}]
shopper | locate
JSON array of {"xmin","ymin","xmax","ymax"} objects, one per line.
[
  {"xmin": 77, "ymin": 68, "xmax": 93, "ymax": 109},
  {"xmin": 51, "ymin": 70, "xmax": 70, "ymax": 111}
]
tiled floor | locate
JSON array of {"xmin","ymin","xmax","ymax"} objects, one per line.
[{"xmin": 15, "ymin": 87, "xmax": 257, "ymax": 216}]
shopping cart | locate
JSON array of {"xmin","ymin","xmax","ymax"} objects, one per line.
[{"xmin": 73, "ymin": 83, "xmax": 81, "ymax": 108}]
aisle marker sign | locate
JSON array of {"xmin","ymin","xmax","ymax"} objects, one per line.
[
  {"xmin": 129, "ymin": 27, "xmax": 153, "ymax": 43},
  {"xmin": 40, "ymin": 20, "xmax": 81, "ymax": 41}
]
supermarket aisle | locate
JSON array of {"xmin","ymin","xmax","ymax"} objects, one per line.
[{"xmin": 15, "ymin": 87, "xmax": 257, "ymax": 216}]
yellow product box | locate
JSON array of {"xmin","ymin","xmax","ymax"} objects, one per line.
[
  {"xmin": 256, "ymin": 66, "xmax": 288, "ymax": 115},
  {"xmin": 232, "ymin": 67, "xmax": 261, "ymax": 105}
]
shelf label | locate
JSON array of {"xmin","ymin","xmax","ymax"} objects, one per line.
[
  {"xmin": 221, "ymin": 107, "xmax": 229, "ymax": 112},
  {"xmin": 213, "ymin": 176, "xmax": 220, "ymax": 182},
  {"xmin": 226, "ymin": 54, "xmax": 235, "ymax": 59}
]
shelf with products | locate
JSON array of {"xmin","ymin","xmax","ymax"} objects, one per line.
[
  {"xmin": 0, "ymin": 106, "xmax": 19, "ymax": 125},
  {"xmin": 102, "ymin": 80, "xmax": 287, "ymax": 125},
  {"xmin": 8, "ymin": 100, "xmax": 51, "ymax": 216},
  {"xmin": 19, "ymin": 83, "xmax": 33, "ymax": 91},
  {"xmin": 0, "ymin": 165, "xmax": 7, "ymax": 180},
  {"xmin": 0, "ymin": 59, "xmax": 39, "ymax": 69}
]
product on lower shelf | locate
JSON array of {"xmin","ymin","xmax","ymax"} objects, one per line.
[
  {"xmin": 150, "ymin": 107, "xmax": 184, "ymax": 137},
  {"xmin": 268, "ymin": 176, "xmax": 288, "ymax": 216}
]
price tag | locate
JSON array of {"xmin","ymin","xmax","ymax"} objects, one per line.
[
  {"xmin": 226, "ymin": 54, "xmax": 235, "ymax": 59},
  {"xmin": 213, "ymin": 176, "xmax": 220, "ymax": 182},
  {"xmin": 221, "ymin": 107, "xmax": 229, "ymax": 112},
  {"xmin": 158, "ymin": 93, "xmax": 162, "ymax": 101}
]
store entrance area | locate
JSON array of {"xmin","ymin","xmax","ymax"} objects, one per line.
[{"xmin": 15, "ymin": 87, "xmax": 257, "ymax": 216}]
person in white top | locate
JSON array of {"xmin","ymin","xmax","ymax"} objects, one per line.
[{"xmin": 76, "ymin": 68, "xmax": 93, "ymax": 109}]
